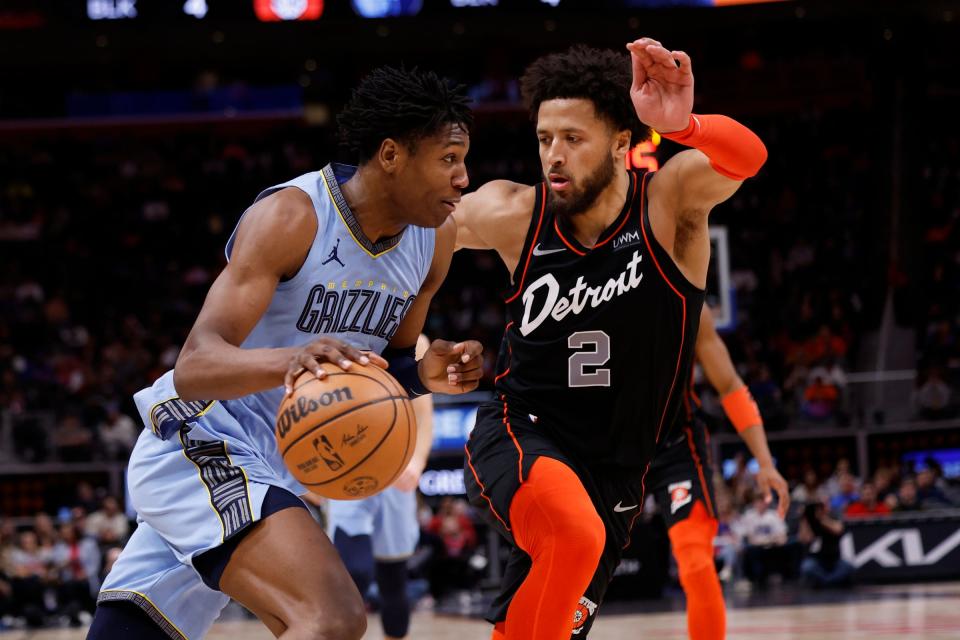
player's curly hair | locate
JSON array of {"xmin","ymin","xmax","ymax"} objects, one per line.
[
  {"xmin": 337, "ymin": 66, "xmax": 473, "ymax": 164},
  {"xmin": 521, "ymin": 45, "xmax": 650, "ymax": 144}
]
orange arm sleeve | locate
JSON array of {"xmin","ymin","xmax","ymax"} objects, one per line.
[
  {"xmin": 661, "ymin": 114, "xmax": 768, "ymax": 180},
  {"xmin": 720, "ymin": 385, "xmax": 763, "ymax": 433}
]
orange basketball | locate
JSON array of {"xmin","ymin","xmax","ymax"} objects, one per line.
[{"xmin": 275, "ymin": 362, "xmax": 415, "ymax": 500}]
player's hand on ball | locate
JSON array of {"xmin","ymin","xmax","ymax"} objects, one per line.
[
  {"xmin": 626, "ymin": 37, "xmax": 694, "ymax": 133},
  {"xmin": 756, "ymin": 465, "xmax": 791, "ymax": 519},
  {"xmin": 418, "ymin": 339, "xmax": 484, "ymax": 394},
  {"xmin": 283, "ymin": 338, "xmax": 388, "ymax": 396}
]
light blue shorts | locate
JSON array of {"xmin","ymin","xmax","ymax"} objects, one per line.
[
  {"xmin": 99, "ymin": 403, "xmax": 304, "ymax": 639},
  {"xmin": 326, "ymin": 487, "xmax": 419, "ymax": 560}
]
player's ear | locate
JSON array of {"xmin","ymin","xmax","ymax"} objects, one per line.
[
  {"xmin": 378, "ymin": 138, "xmax": 402, "ymax": 174},
  {"xmin": 613, "ymin": 129, "xmax": 632, "ymax": 158}
]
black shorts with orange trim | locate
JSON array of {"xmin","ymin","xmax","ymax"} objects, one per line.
[
  {"xmin": 464, "ymin": 397, "xmax": 644, "ymax": 633},
  {"xmin": 646, "ymin": 417, "xmax": 717, "ymax": 530}
]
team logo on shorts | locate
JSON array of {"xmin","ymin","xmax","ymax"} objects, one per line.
[
  {"xmin": 571, "ymin": 596, "xmax": 597, "ymax": 634},
  {"xmin": 668, "ymin": 480, "xmax": 692, "ymax": 514}
]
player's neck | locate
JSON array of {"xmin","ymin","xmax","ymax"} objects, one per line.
[
  {"xmin": 567, "ymin": 169, "xmax": 631, "ymax": 249},
  {"xmin": 339, "ymin": 167, "xmax": 407, "ymax": 242}
]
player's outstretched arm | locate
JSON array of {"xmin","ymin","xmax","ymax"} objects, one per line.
[
  {"xmin": 174, "ymin": 188, "xmax": 385, "ymax": 402},
  {"xmin": 386, "ymin": 217, "xmax": 483, "ymax": 397},
  {"xmin": 452, "ymin": 180, "xmax": 535, "ymax": 275},
  {"xmin": 696, "ymin": 307, "xmax": 790, "ymax": 517},
  {"xmin": 628, "ymin": 37, "xmax": 767, "ymax": 214}
]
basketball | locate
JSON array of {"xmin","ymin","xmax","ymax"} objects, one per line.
[{"xmin": 275, "ymin": 362, "xmax": 415, "ymax": 500}]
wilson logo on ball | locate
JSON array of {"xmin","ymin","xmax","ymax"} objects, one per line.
[{"xmin": 277, "ymin": 387, "xmax": 354, "ymax": 438}]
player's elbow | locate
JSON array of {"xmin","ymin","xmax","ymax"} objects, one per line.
[{"xmin": 173, "ymin": 345, "xmax": 204, "ymax": 401}]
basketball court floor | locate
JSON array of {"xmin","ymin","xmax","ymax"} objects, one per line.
[{"xmin": 5, "ymin": 581, "xmax": 959, "ymax": 639}]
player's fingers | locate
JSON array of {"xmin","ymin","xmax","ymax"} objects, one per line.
[
  {"xmin": 457, "ymin": 340, "xmax": 483, "ymax": 363},
  {"xmin": 283, "ymin": 365, "xmax": 306, "ymax": 396},
  {"xmin": 309, "ymin": 345, "xmax": 352, "ymax": 372},
  {"xmin": 336, "ymin": 343, "xmax": 370, "ymax": 366},
  {"xmin": 429, "ymin": 339, "xmax": 456, "ymax": 356},
  {"xmin": 648, "ymin": 45, "xmax": 678, "ymax": 72},
  {"xmin": 673, "ymin": 50, "xmax": 692, "ymax": 75},
  {"xmin": 362, "ymin": 350, "xmax": 389, "ymax": 369},
  {"xmin": 776, "ymin": 479, "xmax": 791, "ymax": 517}
]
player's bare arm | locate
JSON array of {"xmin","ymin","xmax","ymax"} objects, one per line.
[
  {"xmin": 452, "ymin": 179, "xmax": 536, "ymax": 276},
  {"xmin": 696, "ymin": 306, "xmax": 789, "ymax": 516},
  {"xmin": 393, "ymin": 334, "xmax": 436, "ymax": 492},
  {"xmin": 174, "ymin": 187, "xmax": 387, "ymax": 401},
  {"xmin": 629, "ymin": 37, "xmax": 767, "ymax": 288},
  {"xmin": 389, "ymin": 216, "xmax": 483, "ymax": 395}
]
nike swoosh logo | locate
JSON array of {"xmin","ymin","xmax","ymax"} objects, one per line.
[
  {"xmin": 613, "ymin": 501, "xmax": 638, "ymax": 513},
  {"xmin": 532, "ymin": 243, "xmax": 566, "ymax": 257}
]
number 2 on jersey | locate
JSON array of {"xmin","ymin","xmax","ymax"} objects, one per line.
[{"xmin": 568, "ymin": 331, "xmax": 611, "ymax": 387}]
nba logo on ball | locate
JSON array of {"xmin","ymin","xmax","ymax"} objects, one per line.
[
  {"xmin": 275, "ymin": 364, "xmax": 415, "ymax": 500},
  {"xmin": 669, "ymin": 480, "xmax": 692, "ymax": 514}
]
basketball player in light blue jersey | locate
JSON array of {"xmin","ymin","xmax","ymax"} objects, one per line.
[
  {"xmin": 327, "ymin": 334, "xmax": 434, "ymax": 640},
  {"xmin": 88, "ymin": 67, "xmax": 482, "ymax": 640}
]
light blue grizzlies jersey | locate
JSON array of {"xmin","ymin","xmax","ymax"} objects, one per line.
[{"xmin": 133, "ymin": 163, "xmax": 436, "ymax": 495}]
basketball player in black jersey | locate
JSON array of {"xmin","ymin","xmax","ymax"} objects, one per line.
[
  {"xmin": 647, "ymin": 304, "xmax": 789, "ymax": 640},
  {"xmin": 453, "ymin": 40, "xmax": 768, "ymax": 639}
]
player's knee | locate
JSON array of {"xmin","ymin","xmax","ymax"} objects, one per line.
[
  {"xmin": 298, "ymin": 595, "xmax": 367, "ymax": 640},
  {"xmin": 550, "ymin": 509, "xmax": 605, "ymax": 563}
]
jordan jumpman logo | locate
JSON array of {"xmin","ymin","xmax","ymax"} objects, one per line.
[{"xmin": 321, "ymin": 238, "xmax": 345, "ymax": 267}]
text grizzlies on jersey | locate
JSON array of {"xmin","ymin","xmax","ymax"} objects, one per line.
[
  {"xmin": 519, "ymin": 250, "xmax": 644, "ymax": 336},
  {"xmin": 296, "ymin": 285, "xmax": 416, "ymax": 340}
]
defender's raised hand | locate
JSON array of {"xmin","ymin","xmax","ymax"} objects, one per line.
[
  {"xmin": 626, "ymin": 37, "xmax": 694, "ymax": 133},
  {"xmin": 418, "ymin": 339, "xmax": 484, "ymax": 394}
]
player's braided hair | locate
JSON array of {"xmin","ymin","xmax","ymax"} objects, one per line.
[
  {"xmin": 521, "ymin": 45, "xmax": 650, "ymax": 144},
  {"xmin": 337, "ymin": 66, "xmax": 473, "ymax": 164}
]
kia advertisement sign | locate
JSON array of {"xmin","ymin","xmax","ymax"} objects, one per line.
[{"xmin": 841, "ymin": 513, "xmax": 960, "ymax": 581}]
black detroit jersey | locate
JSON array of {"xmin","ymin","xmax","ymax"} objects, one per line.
[{"xmin": 494, "ymin": 170, "xmax": 706, "ymax": 471}]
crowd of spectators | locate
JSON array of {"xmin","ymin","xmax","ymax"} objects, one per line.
[
  {"xmin": 682, "ymin": 455, "xmax": 960, "ymax": 593},
  {"xmin": 0, "ymin": 484, "xmax": 127, "ymax": 629}
]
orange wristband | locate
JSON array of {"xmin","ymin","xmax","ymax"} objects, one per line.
[
  {"xmin": 721, "ymin": 385, "xmax": 762, "ymax": 433},
  {"xmin": 660, "ymin": 113, "xmax": 768, "ymax": 180}
]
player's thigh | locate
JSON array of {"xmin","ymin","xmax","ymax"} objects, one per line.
[{"xmin": 220, "ymin": 507, "xmax": 366, "ymax": 638}]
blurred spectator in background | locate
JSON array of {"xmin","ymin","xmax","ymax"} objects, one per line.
[
  {"xmin": 96, "ymin": 403, "xmax": 138, "ymax": 461},
  {"xmin": 844, "ymin": 481, "xmax": 891, "ymax": 518},
  {"xmin": 915, "ymin": 468, "xmax": 952, "ymax": 508},
  {"xmin": 798, "ymin": 500, "xmax": 852, "ymax": 588},
  {"xmin": 801, "ymin": 373, "xmax": 840, "ymax": 421},
  {"xmin": 739, "ymin": 494, "xmax": 794, "ymax": 587},
  {"xmin": 51, "ymin": 415, "xmax": 93, "ymax": 463},
  {"xmin": 828, "ymin": 473, "xmax": 860, "ymax": 513},
  {"xmin": 51, "ymin": 522, "xmax": 100, "ymax": 625},
  {"xmin": 84, "ymin": 496, "xmax": 129, "ymax": 547},
  {"xmin": 892, "ymin": 478, "xmax": 922, "ymax": 512},
  {"xmin": 8, "ymin": 530, "xmax": 52, "ymax": 627},
  {"xmin": 791, "ymin": 469, "xmax": 826, "ymax": 506},
  {"xmin": 912, "ymin": 367, "xmax": 956, "ymax": 420},
  {"xmin": 73, "ymin": 482, "xmax": 100, "ymax": 515},
  {"xmin": 425, "ymin": 498, "xmax": 479, "ymax": 601},
  {"xmin": 32, "ymin": 513, "xmax": 57, "ymax": 550}
]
